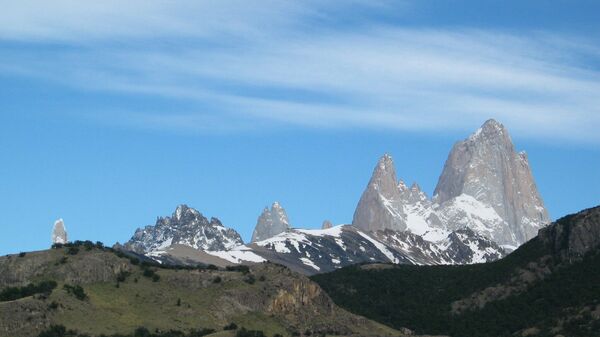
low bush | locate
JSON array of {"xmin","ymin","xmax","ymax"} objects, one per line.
[
  {"xmin": 63, "ymin": 284, "xmax": 87, "ymax": 300},
  {"xmin": 235, "ymin": 328, "xmax": 266, "ymax": 337},
  {"xmin": 66, "ymin": 246, "xmax": 79, "ymax": 255},
  {"xmin": 223, "ymin": 322, "xmax": 237, "ymax": 330},
  {"xmin": 0, "ymin": 280, "xmax": 57, "ymax": 302}
]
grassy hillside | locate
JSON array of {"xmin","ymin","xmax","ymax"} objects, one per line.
[
  {"xmin": 312, "ymin": 208, "xmax": 600, "ymax": 337},
  {"xmin": 0, "ymin": 243, "xmax": 401, "ymax": 337}
]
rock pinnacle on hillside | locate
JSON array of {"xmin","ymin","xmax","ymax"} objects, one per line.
[{"xmin": 51, "ymin": 219, "xmax": 68, "ymax": 244}]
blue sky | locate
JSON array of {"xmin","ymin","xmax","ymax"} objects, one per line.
[{"xmin": 1, "ymin": 1, "xmax": 599, "ymax": 255}]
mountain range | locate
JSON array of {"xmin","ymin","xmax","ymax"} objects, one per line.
[
  {"xmin": 122, "ymin": 119, "xmax": 548, "ymax": 274},
  {"xmin": 2, "ymin": 204, "xmax": 597, "ymax": 337}
]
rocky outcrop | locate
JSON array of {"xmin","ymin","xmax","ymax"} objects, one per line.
[
  {"xmin": 434, "ymin": 119, "xmax": 550, "ymax": 247},
  {"xmin": 51, "ymin": 219, "xmax": 68, "ymax": 244},
  {"xmin": 269, "ymin": 279, "xmax": 332, "ymax": 315},
  {"xmin": 251, "ymin": 202, "xmax": 291, "ymax": 242},
  {"xmin": 322, "ymin": 220, "xmax": 333, "ymax": 229},
  {"xmin": 123, "ymin": 204, "xmax": 243, "ymax": 253},
  {"xmin": 538, "ymin": 205, "xmax": 600, "ymax": 260},
  {"xmin": 452, "ymin": 206, "xmax": 600, "ymax": 314}
]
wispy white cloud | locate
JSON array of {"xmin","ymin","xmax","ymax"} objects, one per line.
[{"xmin": 1, "ymin": 1, "xmax": 599, "ymax": 142}]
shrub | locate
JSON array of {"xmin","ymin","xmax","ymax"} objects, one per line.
[
  {"xmin": 0, "ymin": 281, "xmax": 57, "ymax": 302},
  {"xmin": 66, "ymin": 246, "xmax": 79, "ymax": 255},
  {"xmin": 223, "ymin": 322, "xmax": 238, "ymax": 330},
  {"xmin": 142, "ymin": 268, "xmax": 155, "ymax": 278},
  {"xmin": 63, "ymin": 284, "xmax": 87, "ymax": 300},
  {"xmin": 189, "ymin": 328, "xmax": 216, "ymax": 336},
  {"xmin": 243, "ymin": 274, "xmax": 256, "ymax": 285},
  {"xmin": 37, "ymin": 324, "xmax": 67, "ymax": 337},
  {"xmin": 235, "ymin": 328, "xmax": 266, "ymax": 337},
  {"xmin": 82, "ymin": 240, "xmax": 94, "ymax": 251},
  {"xmin": 18, "ymin": 252, "xmax": 26, "ymax": 257},
  {"xmin": 133, "ymin": 327, "xmax": 151, "ymax": 337},
  {"xmin": 207, "ymin": 264, "xmax": 218, "ymax": 270},
  {"xmin": 213, "ymin": 276, "xmax": 222, "ymax": 284},
  {"xmin": 151, "ymin": 274, "xmax": 160, "ymax": 282},
  {"xmin": 226, "ymin": 265, "xmax": 250, "ymax": 274},
  {"xmin": 116, "ymin": 271, "xmax": 130, "ymax": 283}
]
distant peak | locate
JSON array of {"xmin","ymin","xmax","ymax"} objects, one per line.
[
  {"xmin": 481, "ymin": 118, "xmax": 505, "ymax": 132},
  {"xmin": 375, "ymin": 153, "xmax": 396, "ymax": 175},
  {"xmin": 322, "ymin": 220, "xmax": 333, "ymax": 229},
  {"xmin": 469, "ymin": 119, "xmax": 507, "ymax": 141},
  {"xmin": 252, "ymin": 201, "xmax": 290, "ymax": 242},
  {"xmin": 379, "ymin": 153, "xmax": 393, "ymax": 164},
  {"xmin": 398, "ymin": 179, "xmax": 408, "ymax": 190},
  {"xmin": 174, "ymin": 204, "xmax": 199, "ymax": 219},
  {"xmin": 483, "ymin": 118, "xmax": 502, "ymax": 127},
  {"xmin": 176, "ymin": 204, "xmax": 189, "ymax": 211}
]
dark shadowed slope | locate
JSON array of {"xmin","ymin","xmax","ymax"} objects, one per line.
[{"xmin": 312, "ymin": 206, "xmax": 600, "ymax": 337}]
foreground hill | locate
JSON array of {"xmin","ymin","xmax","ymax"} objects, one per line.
[
  {"xmin": 0, "ymin": 244, "xmax": 408, "ymax": 337},
  {"xmin": 312, "ymin": 206, "xmax": 600, "ymax": 337}
]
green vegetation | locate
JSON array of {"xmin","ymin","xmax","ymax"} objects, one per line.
[
  {"xmin": 1, "ymin": 240, "xmax": 400, "ymax": 337},
  {"xmin": 312, "ymin": 238, "xmax": 600, "ymax": 337},
  {"xmin": 223, "ymin": 323, "xmax": 237, "ymax": 331},
  {"xmin": 234, "ymin": 328, "xmax": 265, "ymax": 337},
  {"xmin": 63, "ymin": 284, "xmax": 87, "ymax": 301},
  {"xmin": 0, "ymin": 280, "xmax": 57, "ymax": 302},
  {"xmin": 36, "ymin": 325, "xmax": 220, "ymax": 337}
]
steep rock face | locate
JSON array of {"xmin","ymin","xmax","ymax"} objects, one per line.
[
  {"xmin": 251, "ymin": 202, "xmax": 291, "ymax": 242},
  {"xmin": 434, "ymin": 119, "xmax": 550, "ymax": 247},
  {"xmin": 123, "ymin": 204, "xmax": 243, "ymax": 254},
  {"xmin": 51, "ymin": 219, "xmax": 68, "ymax": 244},
  {"xmin": 352, "ymin": 154, "xmax": 407, "ymax": 232},
  {"xmin": 538, "ymin": 205, "xmax": 600, "ymax": 260}
]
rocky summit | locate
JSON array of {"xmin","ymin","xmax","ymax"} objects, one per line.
[
  {"xmin": 352, "ymin": 119, "xmax": 550, "ymax": 250},
  {"xmin": 434, "ymin": 119, "xmax": 550, "ymax": 247},
  {"xmin": 352, "ymin": 153, "xmax": 408, "ymax": 232},
  {"xmin": 123, "ymin": 204, "xmax": 243, "ymax": 254},
  {"xmin": 251, "ymin": 201, "xmax": 291, "ymax": 242}
]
